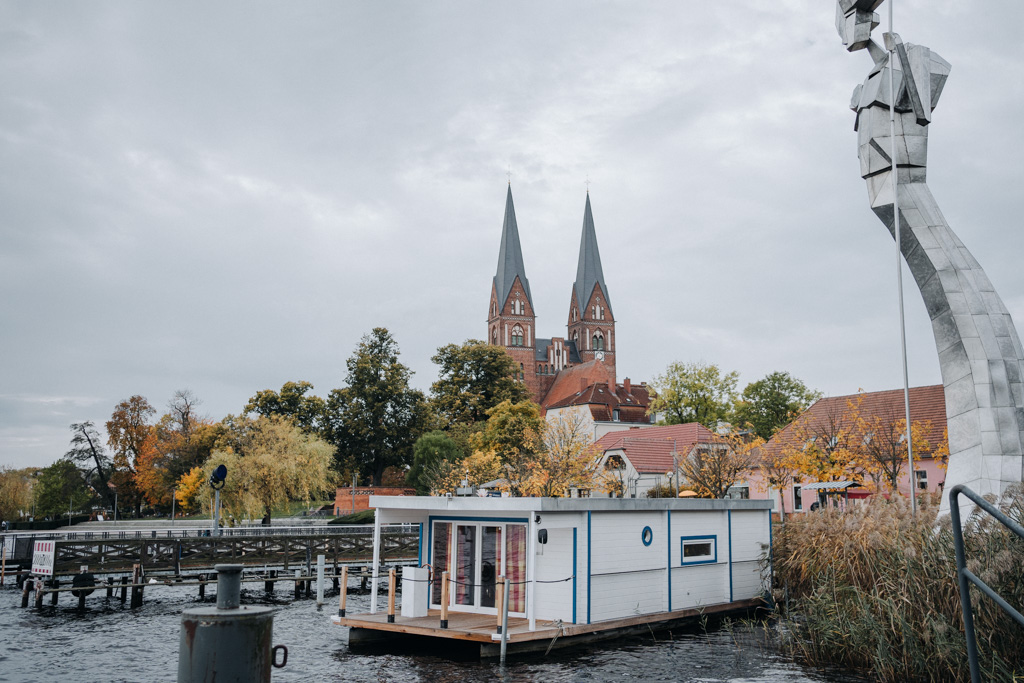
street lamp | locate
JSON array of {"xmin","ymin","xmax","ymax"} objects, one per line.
[{"xmin": 209, "ymin": 465, "xmax": 227, "ymax": 536}]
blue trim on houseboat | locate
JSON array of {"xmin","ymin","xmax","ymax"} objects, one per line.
[
  {"xmin": 418, "ymin": 523, "xmax": 423, "ymax": 566},
  {"xmin": 572, "ymin": 527, "xmax": 578, "ymax": 624},
  {"xmin": 587, "ymin": 511, "xmax": 592, "ymax": 625}
]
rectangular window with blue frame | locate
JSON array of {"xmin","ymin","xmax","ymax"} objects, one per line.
[{"xmin": 680, "ymin": 535, "xmax": 717, "ymax": 565}]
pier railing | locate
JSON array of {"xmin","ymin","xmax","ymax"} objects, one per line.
[
  {"xmin": 949, "ymin": 485, "xmax": 1024, "ymax": 683},
  {"xmin": 2, "ymin": 524, "xmax": 418, "ymax": 575}
]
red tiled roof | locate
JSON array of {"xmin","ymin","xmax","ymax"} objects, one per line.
[
  {"xmin": 541, "ymin": 360, "xmax": 616, "ymax": 408},
  {"xmin": 596, "ymin": 423, "xmax": 716, "ymax": 474},
  {"xmin": 762, "ymin": 384, "xmax": 946, "ymax": 458},
  {"xmin": 546, "ymin": 380, "xmax": 653, "ymax": 425}
]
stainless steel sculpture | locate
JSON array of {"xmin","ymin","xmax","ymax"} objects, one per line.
[{"xmin": 837, "ymin": 0, "xmax": 1024, "ymax": 514}]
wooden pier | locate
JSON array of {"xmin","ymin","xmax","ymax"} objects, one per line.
[
  {"xmin": 3, "ymin": 525, "xmax": 417, "ymax": 577},
  {"xmin": 335, "ymin": 598, "xmax": 765, "ymax": 657}
]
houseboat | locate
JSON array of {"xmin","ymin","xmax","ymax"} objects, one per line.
[{"xmin": 334, "ymin": 495, "xmax": 773, "ymax": 656}]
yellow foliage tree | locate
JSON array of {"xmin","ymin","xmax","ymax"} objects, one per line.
[
  {"xmin": 517, "ymin": 412, "xmax": 601, "ymax": 497},
  {"xmin": 175, "ymin": 466, "xmax": 206, "ymax": 514},
  {"xmin": 426, "ymin": 449, "xmax": 503, "ymax": 496},
  {"xmin": 203, "ymin": 415, "xmax": 336, "ymax": 523},
  {"xmin": 678, "ymin": 431, "xmax": 763, "ymax": 499},
  {"xmin": 782, "ymin": 395, "xmax": 865, "ymax": 486},
  {"xmin": 857, "ymin": 406, "xmax": 932, "ymax": 493}
]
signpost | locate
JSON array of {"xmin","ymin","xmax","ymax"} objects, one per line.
[{"xmin": 32, "ymin": 541, "xmax": 55, "ymax": 577}]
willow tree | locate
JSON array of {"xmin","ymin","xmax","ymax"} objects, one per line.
[{"xmin": 203, "ymin": 415, "xmax": 335, "ymax": 524}]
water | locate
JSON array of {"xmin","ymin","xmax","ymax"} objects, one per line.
[{"xmin": 0, "ymin": 582, "xmax": 868, "ymax": 683}]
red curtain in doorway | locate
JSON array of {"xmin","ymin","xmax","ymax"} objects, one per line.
[{"xmin": 505, "ymin": 524, "xmax": 526, "ymax": 613}]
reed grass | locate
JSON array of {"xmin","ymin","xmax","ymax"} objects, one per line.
[{"xmin": 771, "ymin": 485, "xmax": 1024, "ymax": 682}]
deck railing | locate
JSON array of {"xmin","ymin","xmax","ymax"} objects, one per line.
[{"xmin": 949, "ymin": 484, "xmax": 1024, "ymax": 683}]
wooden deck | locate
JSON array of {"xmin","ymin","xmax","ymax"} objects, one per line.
[{"xmin": 334, "ymin": 598, "xmax": 765, "ymax": 656}]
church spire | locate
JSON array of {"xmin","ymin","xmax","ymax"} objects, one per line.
[
  {"xmin": 574, "ymin": 193, "xmax": 611, "ymax": 316},
  {"xmin": 493, "ymin": 184, "xmax": 534, "ymax": 309}
]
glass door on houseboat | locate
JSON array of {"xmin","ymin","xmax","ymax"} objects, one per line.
[{"xmin": 431, "ymin": 521, "xmax": 526, "ymax": 616}]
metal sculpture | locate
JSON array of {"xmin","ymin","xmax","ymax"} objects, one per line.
[{"xmin": 837, "ymin": 0, "xmax": 1024, "ymax": 514}]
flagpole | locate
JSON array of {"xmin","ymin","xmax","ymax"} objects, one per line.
[{"xmin": 887, "ymin": 0, "xmax": 917, "ymax": 514}]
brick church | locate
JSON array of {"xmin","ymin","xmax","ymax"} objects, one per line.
[{"xmin": 486, "ymin": 185, "xmax": 653, "ymax": 428}]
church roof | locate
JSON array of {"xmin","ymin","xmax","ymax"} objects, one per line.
[
  {"xmin": 573, "ymin": 193, "xmax": 611, "ymax": 316},
  {"xmin": 534, "ymin": 338, "xmax": 583, "ymax": 364},
  {"xmin": 493, "ymin": 185, "xmax": 534, "ymax": 309}
]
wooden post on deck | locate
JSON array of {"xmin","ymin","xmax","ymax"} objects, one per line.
[
  {"xmin": 387, "ymin": 568, "xmax": 396, "ymax": 623},
  {"xmin": 339, "ymin": 565, "xmax": 348, "ymax": 617},
  {"xmin": 439, "ymin": 571, "xmax": 449, "ymax": 629},
  {"xmin": 495, "ymin": 576, "xmax": 505, "ymax": 634}
]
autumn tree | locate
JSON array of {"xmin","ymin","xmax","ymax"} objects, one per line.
[
  {"xmin": 34, "ymin": 459, "xmax": 94, "ymax": 519},
  {"xmin": 0, "ymin": 466, "xmax": 37, "ymax": 521},
  {"xmin": 677, "ymin": 431, "xmax": 762, "ymax": 498},
  {"xmin": 782, "ymin": 395, "xmax": 864, "ymax": 485},
  {"xmin": 203, "ymin": 415, "xmax": 335, "ymax": 524},
  {"xmin": 106, "ymin": 395, "xmax": 155, "ymax": 516},
  {"xmin": 517, "ymin": 411, "xmax": 601, "ymax": 497},
  {"xmin": 732, "ymin": 371, "xmax": 822, "ymax": 440},
  {"xmin": 407, "ymin": 431, "xmax": 464, "ymax": 494},
  {"xmin": 857, "ymin": 403, "xmax": 932, "ymax": 493},
  {"xmin": 324, "ymin": 328, "xmax": 430, "ymax": 485},
  {"xmin": 429, "ymin": 340, "xmax": 529, "ymax": 427},
  {"xmin": 757, "ymin": 445, "xmax": 796, "ymax": 522},
  {"xmin": 244, "ymin": 381, "xmax": 326, "ymax": 434},
  {"xmin": 648, "ymin": 361, "xmax": 739, "ymax": 428},
  {"xmin": 65, "ymin": 421, "xmax": 115, "ymax": 509},
  {"xmin": 472, "ymin": 399, "xmax": 544, "ymax": 495},
  {"xmin": 135, "ymin": 390, "xmax": 219, "ymax": 509},
  {"xmin": 424, "ymin": 449, "xmax": 503, "ymax": 496}
]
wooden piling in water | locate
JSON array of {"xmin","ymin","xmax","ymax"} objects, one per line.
[
  {"xmin": 265, "ymin": 569, "xmax": 275, "ymax": 594},
  {"xmin": 294, "ymin": 569, "xmax": 301, "ymax": 600},
  {"xmin": 34, "ymin": 580, "xmax": 43, "ymax": 609},
  {"xmin": 106, "ymin": 577, "xmax": 114, "ymax": 600},
  {"xmin": 1, "ymin": 543, "xmax": 6, "ymax": 586},
  {"xmin": 21, "ymin": 577, "xmax": 31, "ymax": 608},
  {"xmin": 387, "ymin": 568, "xmax": 396, "ymax": 623},
  {"xmin": 339, "ymin": 566, "xmax": 348, "ymax": 617},
  {"xmin": 198, "ymin": 573, "xmax": 206, "ymax": 600},
  {"xmin": 495, "ymin": 576, "xmax": 505, "ymax": 634},
  {"xmin": 130, "ymin": 564, "xmax": 143, "ymax": 608},
  {"xmin": 50, "ymin": 579, "xmax": 59, "ymax": 606},
  {"xmin": 440, "ymin": 571, "xmax": 449, "ymax": 629},
  {"xmin": 120, "ymin": 576, "xmax": 128, "ymax": 604}
]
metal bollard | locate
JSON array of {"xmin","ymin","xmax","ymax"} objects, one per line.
[{"xmin": 178, "ymin": 564, "xmax": 287, "ymax": 683}]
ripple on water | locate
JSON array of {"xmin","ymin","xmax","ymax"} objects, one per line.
[{"xmin": 0, "ymin": 584, "xmax": 866, "ymax": 683}]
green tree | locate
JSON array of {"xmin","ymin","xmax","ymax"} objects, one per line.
[
  {"xmin": 65, "ymin": 421, "xmax": 115, "ymax": 509},
  {"xmin": 472, "ymin": 399, "xmax": 544, "ymax": 462},
  {"xmin": 648, "ymin": 361, "xmax": 739, "ymax": 428},
  {"xmin": 732, "ymin": 371, "xmax": 822, "ymax": 440},
  {"xmin": 204, "ymin": 415, "xmax": 336, "ymax": 524},
  {"xmin": 429, "ymin": 340, "xmax": 529, "ymax": 427},
  {"xmin": 407, "ymin": 431, "xmax": 464, "ymax": 494},
  {"xmin": 244, "ymin": 381, "xmax": 326, "ymax": 434},
  {"xmin": 324, "ymin": 328, "xmax": 430, "ymax": 485},
  {"xmin": 34, "ymin": 459, "xmax": 94, "ymax": 519},
  {"xmin": 106, "ymin": 395, "xmax": 156, "ymax": 517}
]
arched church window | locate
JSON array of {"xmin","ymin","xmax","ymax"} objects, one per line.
[
  {"xmin": 593, "ymin": 333, "xmax": 604, "ymax": 351},
  {"xmin": 491, "ymin": 327, "xmax": 497, "ymax": 345},
  {"xmin": 511, "ymin": 325, "xmax": 524, "ymax": 346}
]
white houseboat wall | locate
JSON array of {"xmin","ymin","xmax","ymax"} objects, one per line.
[{"xmin": 366, "ymin": 496, "xmax": 773, "ymax": 631}]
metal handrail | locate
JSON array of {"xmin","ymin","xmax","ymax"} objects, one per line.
[{"xmin": 949, "ymin": 484, "xmax": 1024, "ymax": 683}]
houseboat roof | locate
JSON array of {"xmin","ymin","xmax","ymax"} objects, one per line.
[{"xmin": 369, "ymin": 495, "xmax": 773, "ymax": 513}]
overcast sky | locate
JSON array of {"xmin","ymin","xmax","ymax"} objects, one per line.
[{"xmin": 3, "ymin": 1, "xmax": 1024, "ymax": 470}]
